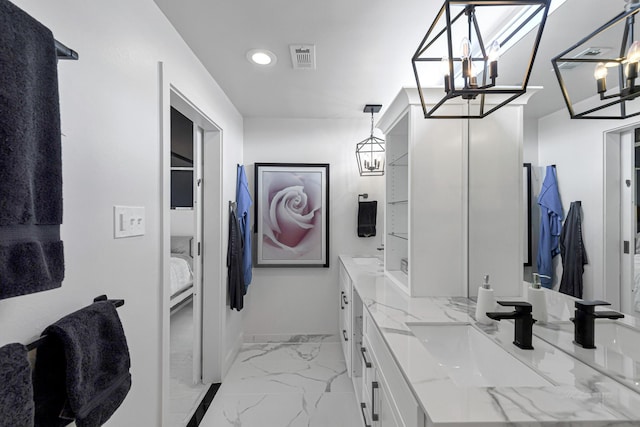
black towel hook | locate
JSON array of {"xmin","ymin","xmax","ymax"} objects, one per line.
[{"xmin": 358, "ymin": 193, "xmax": 368, "ymax": 202}]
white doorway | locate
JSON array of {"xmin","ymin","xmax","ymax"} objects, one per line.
[{"xmin": 160, "ymin": 63, "xmax": 224, "ymax": 426}]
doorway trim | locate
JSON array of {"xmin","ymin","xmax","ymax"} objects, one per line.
[
  {"xmin": 603, "ymin": 121, "xmax": 640, "ymax": 313},
  {"xmin": 159, "ymin": 62, "xmax": 224, "ymax": 426}
]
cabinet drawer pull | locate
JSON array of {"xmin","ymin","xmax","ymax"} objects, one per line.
[
  {"xmin": 360, "ymin": 347, "xmax": 372, "ymax": 368},
  {"xmin": 340, "ymin": 291, "xmax": 345, "ymax": 310},
  {"xmin": 342, "ymin": 329, "xmax": 349, "ymax": 342},
  {"xmin": 343, "ymin": 294, "xmax": 349, "ymax": 305},
  {"xmin": 371, "ymin": 381, "xmax": 379, "ymax": 422},
  {"xmin": 359, "ymin": 403, "xmax": 372, "ymax": 427}
]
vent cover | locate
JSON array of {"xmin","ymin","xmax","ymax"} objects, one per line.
[
  {"xmin": 290, "ymin": 44, "xmax": 316, "ymax": 70},
  {"xmin": 557, "ymin": 47, "xmax": 612, "ymax": 70}
]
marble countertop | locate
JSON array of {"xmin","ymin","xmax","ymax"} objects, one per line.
[{"xmin": 340, "ymin": 254, "xmax": 640, "ymax": 426}]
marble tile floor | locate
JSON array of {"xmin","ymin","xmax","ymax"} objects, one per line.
[
  {"xmin": 199, "ymin": 337, "xmax": 362, "ymax": 427},
  {"xmin": 170, "ymin": 301, "xmax": 210, "ymax": 427}
]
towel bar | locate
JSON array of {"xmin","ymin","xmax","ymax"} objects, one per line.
[
  {"xmin": 55, "ymin": 39, "xmax": 78, "ymax": 60},
  {"xmin": 26, "ymin": 296, "xmax": 124, "ymax": 351}
]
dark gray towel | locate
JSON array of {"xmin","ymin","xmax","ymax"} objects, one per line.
[
  {"xmin": 228, "ymin": 208, "xmax": 245, "ymax": 311},
  {"xmin": 0, "ymin": 0, "xmax": 64, "ymax": 300},
  {"xmin": 357, "ymin": 201, "xmax": 377, "ymax": 237},
  {"xmin": 0, "ymin": 343, "xmax": 34, "ymax": 427},
  {"xmin": 33, "ymin": 301, "xmax": 131, "ymax": 427}
]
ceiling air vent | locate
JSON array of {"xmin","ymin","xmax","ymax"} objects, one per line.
[
  {"xmin": 290, "ymin": 44, "xmax": 316, "ymax": 70},
  {"xmin": 557, "ymin": 47, "xmax": 612, "ymax": 70}
]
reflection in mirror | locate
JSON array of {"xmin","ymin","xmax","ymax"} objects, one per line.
[
  {"xmin": 632, "ymin": 136, "xmax": 640, "ymax": 313},
  {"xmin": 523, "ymin": 163, "xmax": 532, "ymax": 267}
]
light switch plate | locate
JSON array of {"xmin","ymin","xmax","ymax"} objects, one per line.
[{"xmin": 114, "ymin": 205, "xmax": 146, "ymax": 238}]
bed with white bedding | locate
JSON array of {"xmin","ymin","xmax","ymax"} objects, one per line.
[{"xmin": 170, "ymin": 236, "xmax": 194, "ymax": 310}]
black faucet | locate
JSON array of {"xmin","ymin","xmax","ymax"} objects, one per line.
[
  {"xmin": 572, "ymin": 300, "xmax": 624, "ymax": 349},
  {"xmin": 486, "ymin": 301, "xmax": 535, "ymax": 350}
]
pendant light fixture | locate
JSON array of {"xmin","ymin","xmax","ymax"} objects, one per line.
[
  {"xmin": 552, "ymin": 0, "xmax": 640, "ymax": 119},
  {"xmin": 412, "ymin": 0, "xmax": 551, "ymax": 118},
  {"xmin": 356, "ymin": 105, "xmax": 385, "ymax": 176}
]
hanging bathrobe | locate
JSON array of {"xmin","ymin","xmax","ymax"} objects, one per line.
[
  {"xmin": 559, "ymin": 201, "xmax": 588, "ymax": 298},
  {"xmin": 236, "ymin": 165, "xmax": 253, "ymax": 289},
  {"xmin": 227, "ymin": 207, "xmax": 245, "ymax": 311},
  {"xmin": 536, "ymin": 165, "xmax": 563, "ymax": 288}
]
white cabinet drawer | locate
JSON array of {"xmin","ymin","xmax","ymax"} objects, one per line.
[
  {"xmin": 364, "ymin": 311, "xmax": 423, "ymax": 427},
  {"xmin": 339, "ymin": 260, "xmax": 353, "ymax": 376},
  {"xmin": 361, "ymin": 334, "xmax": 377, "ymax": 427},
  {"xmin": 379, "ymin": 378, "xmax": 403, "ymax": 427}
]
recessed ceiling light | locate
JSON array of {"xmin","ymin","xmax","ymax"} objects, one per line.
[{"xmin": 247, "ymin": 49, "xmax": 277, "ymax": 66}]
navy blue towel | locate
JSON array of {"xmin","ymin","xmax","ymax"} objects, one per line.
[
  {"xmin": 0, "ymin": 0, "xmax": 64, "ymax": 300},
  {"xmin": 0, "ymin": 343, "xmax": 34, "ymax": 427},
  {"xmin": 33, "ymin": 301, "xmax": 131, "ymax": 427}
]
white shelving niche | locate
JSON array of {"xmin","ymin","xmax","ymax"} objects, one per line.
[{"xmin": 384, "ymin": 114, "xmax": 409, "ymax": 293}]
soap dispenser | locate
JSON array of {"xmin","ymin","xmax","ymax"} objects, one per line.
[
  {"xmin": 527, "ymin": 273, "xmax": 548, "ymax": 324},
  {"xmin": 475, "ymin": 275, "xmax": 496, "ymax": 325}
]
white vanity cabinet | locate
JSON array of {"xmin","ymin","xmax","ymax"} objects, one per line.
[
  {"xmin": 378, "ymin": 379, "xmax": 403, "ymax": 427},
  {"xmin": 377, "ymin": 87, "xmax": 537, "ymax": 297},
  {"xmin": 360, "ymin": 308, "xmax": 425, "ymax": 427},
  {"xmin": 360, "ymin": 335, "xmax": 404, "ymax": 427},
  {"xmin": 339, "ymin": 260, "xmax": 352, "ymax": 375}
]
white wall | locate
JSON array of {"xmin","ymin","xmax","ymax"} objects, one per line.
[
  {"xmin": 538, "ymin": 104, "xmax": 639, "ymax": 303},
  {"xmin": 0, "ymin": 1, "xmax": 243, "ymax": 425},
  {"xmin": 242, "ymin": 118, "xmax": 384, "ymax": 340}
]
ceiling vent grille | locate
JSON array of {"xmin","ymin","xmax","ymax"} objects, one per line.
[
  {"xmin": 556, "ymin": 47, "xmax": 612, "ymax": 70},
  {"xmin": 290, "ymin": 44, "xmax": 316, "ymax": 70}
]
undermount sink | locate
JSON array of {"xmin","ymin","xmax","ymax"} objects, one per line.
[
  {"xmin": 407, "ymin": 323, "xmax": 552, "ymax": 388},
  {"xmin": 534, "ymin": 320, "xmax": 640, "ymax": 388},
  {"xmin": 351, "ymin": 257, "xmax": 383, "ymax": 266}
]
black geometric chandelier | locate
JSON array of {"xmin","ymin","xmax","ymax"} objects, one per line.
[
  {"xmin": 356, "ymin": 105, "xmax": 385, "ymax": 177},
  {"xmin": 552, "ymin": 0, "xmax": 640, "ymax": 119},
  {"xmin": 412, "ymin": 0, "xmax": 551, "ymax": 118}
]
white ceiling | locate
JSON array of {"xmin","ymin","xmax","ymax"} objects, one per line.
[{"xmin": 153, "ymin": 0, "xmax": 628, "ymax": 120}]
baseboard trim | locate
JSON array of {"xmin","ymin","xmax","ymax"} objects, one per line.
[
  {"xmin": 223, "ymin": 332, "xmax": 243, "ymax": 377},
  {"xmin": 244, "ymin": 333, "xmax": 338, "ymax": 343}
]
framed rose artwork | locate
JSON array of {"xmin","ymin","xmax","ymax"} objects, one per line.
[{"xmin": 254, "ymin": 163, "xmax": 330, "ymax": 267}]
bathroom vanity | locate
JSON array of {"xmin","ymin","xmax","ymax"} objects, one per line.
[{"xmin": 339, "ymin": 254, "xmax": 640, "ymax": 426}]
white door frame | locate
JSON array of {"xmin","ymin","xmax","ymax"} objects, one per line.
[
  {"xmin": 159, "ymin": 62, "xmax": 224, "ymax": 425},
  {"xmin": 603, "ymin": 122, "xmax": 639, "ymax": 313}
]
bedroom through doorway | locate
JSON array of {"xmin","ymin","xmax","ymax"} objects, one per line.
[
  {"xmin": 160, "ymin": 74, "xmax": 224, "ymax": 426},
  {"xmin": 168, "ymin": 105, "xmax": 207, "ymax": 425}
]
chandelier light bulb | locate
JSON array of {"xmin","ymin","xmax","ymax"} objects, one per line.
[
  {"xmin": 627, "ymin": 40, "xmax": 640, "ymax": 63},
  {"xmin": 441, "ymin": 56, "xmax": 450, "ymax": 76},
  {"xmin": 594, "ymin": 62, "xmax": 608, "ymax": 80},
  {"xmin": 461, "ymin": 37, "xmax": 472, "ymax": 79},
  {"xmin": 460, "ymin": 37, "xmax": 471, "ymax": 59},
  {"xmin": 441, "ymin": 56, "xmax": 451, "ymax": 93},
  {"xmin": 488, "ymin": 40, "xmax": 500, "ymax": 62},
  {"xmin": 594, "ymin": 62, "xmax": 608, "ymax": 93}
]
